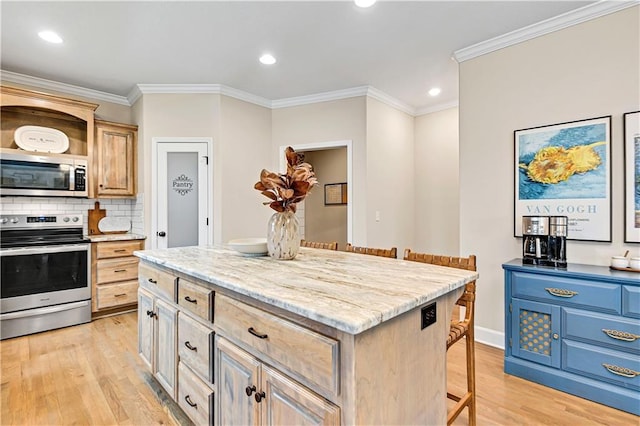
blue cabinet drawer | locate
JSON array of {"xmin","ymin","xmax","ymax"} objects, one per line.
[
  {"xmin": 563, "ymin": 340, "xmax": 640, "ymax": 391},
  {"xmin": 622, "ymin": 285, "xmax": 640, "ymax": 319},
  {"xmin": 511, "ymin": 271, "xmax": 620, "ymax": 314},
  {"xmin": 563, "ymin": 308, "xmax": 640, "ymax": 354}
]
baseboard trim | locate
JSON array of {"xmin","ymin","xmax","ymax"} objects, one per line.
[{"xmin": 475, "ymin": 325, "xmax": 504, "ymax": 350}]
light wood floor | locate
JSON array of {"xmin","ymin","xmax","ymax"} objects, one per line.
[{"xmin": 1, "ymin": 312, "xmax": 637, "ymax": 425}]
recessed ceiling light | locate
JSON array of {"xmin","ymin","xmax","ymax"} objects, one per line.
[
  {"xmin": 259, "ymin": 54, "xmax": 276, "ymax": 65},
  {"xmin": 428, "ymin": 87, "xmax": 441, "ymax": 97},
  {"xmin": 38, "ymin": 31, "xmax": 63, "ymax": 44},
  {"xmin": 355, "ymin": 0, "xmax": 377, "ymax": 8}
]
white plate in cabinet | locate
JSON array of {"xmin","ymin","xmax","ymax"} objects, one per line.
[
  {"xmin": 177, "ymin": 277, "xmax": 213, "ymax": 322},
  {"xmin": 215, "ymin": 293, "xmax": 340, "ymax": 397},
  {"xmin": 96, "ymin": 280, "xmax": 138, "ymax": 310},
  {"xmin": 178, "ymin": 312, "xmax": 214, "ymax": 384},
  {"xmin": 178, "ymin": 362, "xmax": 214, "ymax": 426}
]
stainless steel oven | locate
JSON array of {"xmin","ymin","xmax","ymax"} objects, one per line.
[{"xmin": 0, "ymin": 214, "xmax": 91, "ymax": 339}]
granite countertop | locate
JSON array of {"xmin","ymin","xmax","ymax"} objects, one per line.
[
  {"xmin": 135, "ymin": 246, "xmax": 478, "ymax": 334},
  {"xmin": 87, "ymin": 233, "xmax": 146, "ymax": 242}
]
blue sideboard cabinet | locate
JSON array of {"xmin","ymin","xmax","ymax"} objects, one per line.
[{"xmin": 503, "ymin": 259, "xmax": 640, "ymax": 415}]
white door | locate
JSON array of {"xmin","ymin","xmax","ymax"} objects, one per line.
[{"xmin": 153, "ymin": 139, "xmax": 211, "ymax": 249}]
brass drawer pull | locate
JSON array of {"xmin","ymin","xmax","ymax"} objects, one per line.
[
  {"xmin": 544, "ymin": 288, "xmax": 578, "ymax": 298},
  {"xmin": 602, "ymin": 329, "xmax": 640, "ymax": 342},
  {"xmin": 184, "ymin": 395, "xmax": 198, "ymax": 409},
  {"xmin": 248, "ymin": 327, "xmax": 268, "ymax": 339},
  {"xmin": 602, "ymin": 363, "xmax": 640, "ymax": 378},
  {"xmin": 185, "ymin": 341, "xmax": 197, "ymax": 352},
  {"xmin": 114, "ymin": 269, "xmax": 127, "ymax": 273},
  {"xmin": 184, "ymin": 296, "xmax": 198, "ymax": 304},
  {"xmin": 114, "ymin": 249, "xmax": 127, "ymax": 253},
  {"xmin": 114, "ymin": 293, "xmax": 126, "ymax": 297}
]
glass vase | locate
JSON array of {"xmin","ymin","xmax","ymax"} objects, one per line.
[{"xmin": 267, "ymin": 210, "xmax": 300, "ymax": 260}]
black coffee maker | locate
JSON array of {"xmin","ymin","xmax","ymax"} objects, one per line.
[
  {"xmin": 522, "ymin": 215, "xmax": 568, "ymax": 267},
  {"xmin": 522, "ymin": 216, "xmax": 549, "ymax": 265},
  {"xmin": 546, "ymin": 216, "xmax": 568, "ymax": 268}
]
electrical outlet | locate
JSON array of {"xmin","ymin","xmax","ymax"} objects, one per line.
[{"xmin": 421, "ymin": 303, "xmax": 436, "ymax": 330}]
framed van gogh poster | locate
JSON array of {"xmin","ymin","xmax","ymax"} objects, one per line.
[
  {"xmin": 514, "ymin": 116, "xmax": 612, "ymax": 242},
  {"xmin": 624, "ymin": 111, "xmax": 640, "ymax": 243}
]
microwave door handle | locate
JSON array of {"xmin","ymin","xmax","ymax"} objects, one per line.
[
  {"xmin": 69, "ymin": 165, "xmax": 75, "ymax": 191},
  {"xmin": 0, "ymin": 244, "xmax": 89, "ymax": 257}
]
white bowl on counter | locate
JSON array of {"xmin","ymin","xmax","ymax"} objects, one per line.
[
  {"xmin": 228, "ymin": 238, "xmax": 268, "ymax": 256},
  {"xmin": 629, "ymin": 257, "xmax": 640, "ymax": 270},
  {"xmin": 610, "ymin": 256, "xmax": 629, "ymax": 268}
]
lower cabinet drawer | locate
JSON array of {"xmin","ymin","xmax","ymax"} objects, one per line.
[
  {"xmin": 178, "ymin": 278, "xmax": 214, "ymax": 323},
  {"xmin": 215, "ymin": 293, "xmax": 339, "ymax": 396},
  {"xmin": 178, "ymin": 312, "xmax": 214, "ymax": 384},
  {"xmin": 97, "ymin": 257, "xmax": 139, "ymax": 284},
  {"xmin": 563, "ymin": 308, "xmax": 640, "ymax": 353},
  {"xmin": 96, "ymin": 281, "xmax": 138, "ymax": 309},
  {"xmin": 178, "ymin": 362, "xmax": 214, "ymax": 426},
  {"xmin": 139, "ymin": 262, "xmax": 176, "ymax": 301},
  {"xmin": 563, "ymin": 340, "xmax": 640, "ymax": 391}
]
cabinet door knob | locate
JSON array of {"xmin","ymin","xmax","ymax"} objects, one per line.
[
  {"xmin": 245, "ymin": 385, "xmax": 256, "ymax": 396},
  {"xmin": 184, "ymin": 395, "xmax": 198, "ymax": 408},
  {"xmin": 255, "ymin": 391, "xmax": 266, "ymax": 403},
  {"xmin": 552, "ymin": 333, "xmax": 559, "ymax": 340}
]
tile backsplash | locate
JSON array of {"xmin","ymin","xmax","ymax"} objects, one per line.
[{"xmin": 0, "ymin": 193, "xmax": 145, "ymax": 236}]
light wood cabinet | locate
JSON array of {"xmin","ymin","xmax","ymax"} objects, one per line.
[
  {"xmin": 94, "ymin": 119, "xmax": 137, "ymax": 197},
  {"xmin": 138, "ymin": 286, "xmax": 178, "ymax": 399},
  {"xmin": 216, "ymin": 336, "xmax": 339, "ymax": 426},
  {"xmin": 92, "ymin": 239, "xmax": 144, "ymax": 317}
]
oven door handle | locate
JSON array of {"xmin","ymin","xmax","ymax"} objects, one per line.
[
  {"xmin": 0, "ymin": 300, "xmax": 90, "ymax": 320},
  {"xmin": 0, "ymin": 244, "xmax": 90, "ymax": 256}
]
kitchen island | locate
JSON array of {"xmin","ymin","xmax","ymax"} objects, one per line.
[{"xmin": 135, "ymin": 246, "xmax": 478, "ymax": 425}]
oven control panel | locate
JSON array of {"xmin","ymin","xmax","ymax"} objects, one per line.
[{"xmin": 0, "ymin": 214, "xmax": 83, "ymax": 229}]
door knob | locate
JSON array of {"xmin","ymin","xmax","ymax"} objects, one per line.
[{"xmin": 157, "ymin": 231, "xmax": 166, "ymax": 237}]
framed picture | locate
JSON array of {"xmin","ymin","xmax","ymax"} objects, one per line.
[
  {"xmin": 624, "ymin": 111, "xmax": 640, "ymax": 243},
  {"xmin": 324, "ymin": 183, "xmax": 347, "ymax": 205},
  {"xmin": 514, "ymin": 116, "xmax": 612, "ymax": 242}
]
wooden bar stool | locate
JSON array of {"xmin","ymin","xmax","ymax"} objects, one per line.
[
  {"xmin": 403, "ymin": 249, "xmax": 477, "ymax": 426},
  {"xmin": 300, "ymin": 240, "xmax": 338, "ymax": 250},
  {"xmin": 345, "ymin": 243, "xmax": 397, "ymax": 258}
]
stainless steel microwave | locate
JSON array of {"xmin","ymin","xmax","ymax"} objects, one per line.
[{"xmin": 0, "ymin": 151, "xmax": 88, "ymax": 197}]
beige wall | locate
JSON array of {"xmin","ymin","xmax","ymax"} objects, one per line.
[
  {"xmin": 303, "ymin": 149, "xmax": 348, "ymax": 249},
  {"xmin": 272, "ymin": 97, "xmax": 367, "ymax": 244},
  {"xmin": 219, "ymin": 95, "xmax": 272, "ymax": 243},
  {"xmin": 366, "ymin": 97, "xmax": 415, "ymax": 254},
  {"xmin": 459, "ymin": 7, "xmax": 640, "ymax": 339},
  {"xmin": 414, "ymin": 107, "xmax": 459, "ymax": 256}
]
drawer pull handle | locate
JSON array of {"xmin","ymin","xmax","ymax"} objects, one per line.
[
  {"xmin": 114, "ymin": 249, "xmax": 127, "ymax": 253},
  {"xmin": 544, "ymin": 288, "xmax": 578, "ymax": 298},
  {"xmin": 184, "ymin": 395, "xmax": 198, "ymax": 409},
  {"xmin": 602, "ymin": 329, "xmax": 640, "ymax": 342},
  {"xmin": 148, "ymin": 278, "xmax": 157, "ymax": 284},
  {"xmin": 245, "ymin": 385, "xmax": 256, "ymax": 396},
  {"xmin": 184, "ymin": 296, "xmax": 198, "ymax": 304},
  {"xmin": 602, "ymin": 363, "xmax": 640, "ymax": 378},
  {"xmin": 114, "ymin": 293, "xmax": 126, "ymax": 297},
  {"xmin": 248, "ymin": 327, "xmax": 268, "ymax": 339},
  {"xmin": 255, "ymin": 391, "xmax": 266, "ymax": 403},
  {"xmin": 114, "ymin": 269, "xmax": 127, "ymax": 273},
  {"xmin": 185, "ymin": 341, "xmax": 197, "ymax": 352}
]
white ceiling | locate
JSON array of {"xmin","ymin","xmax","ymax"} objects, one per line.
[{"xmin": 1, "ymin": 1, "xmax": 601, "ymax": 112}]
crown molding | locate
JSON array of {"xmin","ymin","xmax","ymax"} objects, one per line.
[
  {"xmin": 1, "ymin": 70, "xmax": 422, "ymax": 116},
  {"xmin": 271, "ymin": 86, "xmax": 370, "ymax": 109},
  {"xmin": 0, "ymin": 70, "xmax": 130, "ymax": 105},
  {"xmin": 131, "ymin": 83, "xmax": 272, "ymax": 108},
  {"xmin": 453, "ymin": 0, "xmax": 639, "ymax": 63},
  {"xmin": 415, "ymin": 100, "xmax": 459, "ymax": 116}
]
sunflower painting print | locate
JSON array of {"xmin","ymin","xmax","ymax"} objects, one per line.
[{"xmin": 518, "ymin": 122, "xmax": 608, "ymax": 200}]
